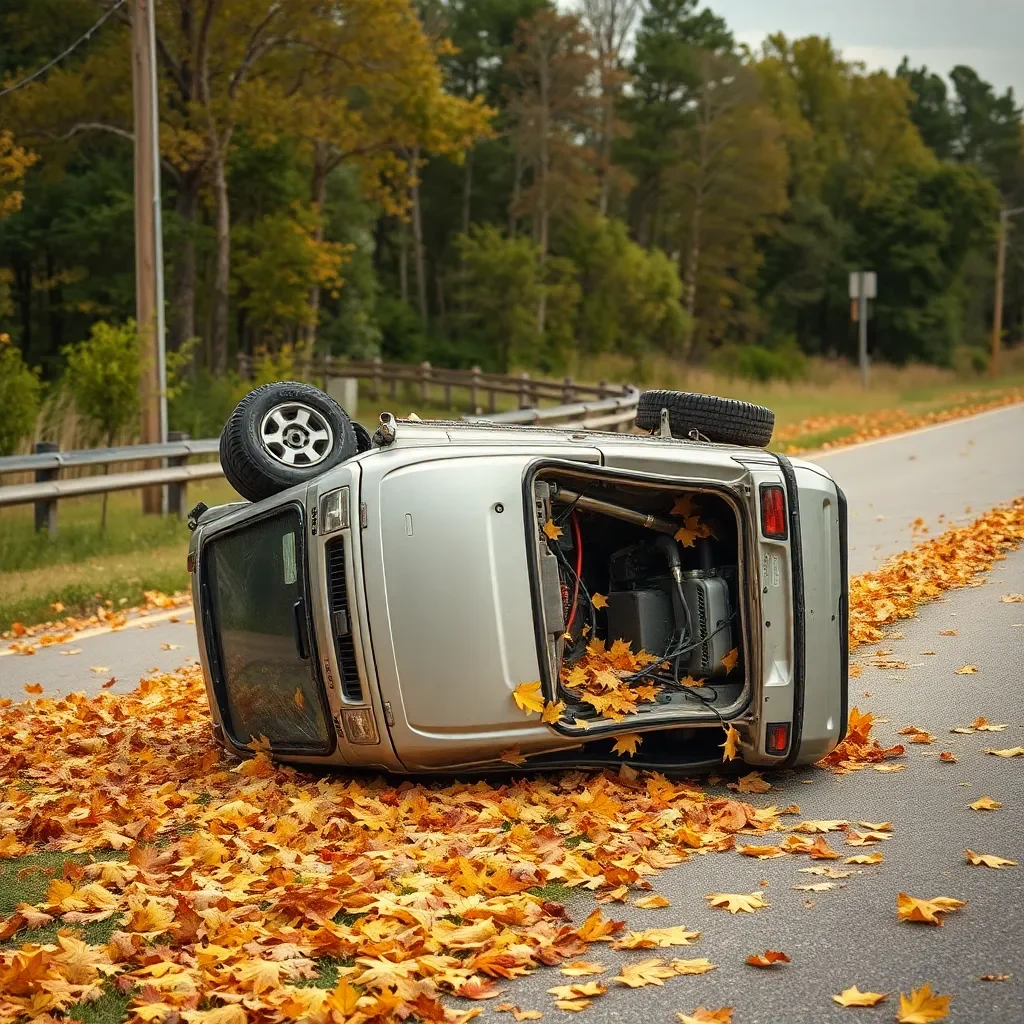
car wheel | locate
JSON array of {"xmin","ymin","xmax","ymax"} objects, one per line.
[
  {"xmin": 220, "ymin": 381, "xmax": 359, "ymax": 502},
  {"xmin": 636, "ymin": 390, "xmax": 775, "ymax": 447}
]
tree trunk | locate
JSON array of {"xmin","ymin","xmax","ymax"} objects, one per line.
[
  {"xmin": 461, "ymin": 147, "xmax": 474, "ymax": 236},
  {"xmin": 598, "ymin": 90, "xmax": 613, "ymax": 216},
  {"xmin": 536, "ymin": 63, "xmax": 550, "ymax": 337},
  {"xmin": 398, "ymin": 220, "xmax": 409, "ymax": 304},
  {"xmin": 210, "ymin": 137, "xmax": 232, "ymax": 375},
  {"xmin": 509, "ymin": 143, "xmax": 523, "ymax": 238},
  {"xmin": 306, "ymin": 141, "xmax": 330, "ymax": 347},
  {"xmin": 682, "ymin": 201, "xmax": 701, "ymax": 359},
  {"xmin": 170, "ymin": 170, "xmax": 199, "ymax": 353},
  {"xmin": 409, "ymin": 147, "xmax": 428, "ymax": 325}
]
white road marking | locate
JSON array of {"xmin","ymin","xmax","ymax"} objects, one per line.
[{"xmin": 0, "ymin": 606, "xmax": 189, "ymax": 657}]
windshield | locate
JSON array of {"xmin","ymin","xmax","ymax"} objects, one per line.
[{"xmin": 203, "ymin": 506, "xmax": 332, "ymax": 752}]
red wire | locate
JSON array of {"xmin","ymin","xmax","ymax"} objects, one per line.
[{"xmin": 566, "ymin": 511, "xmax": 583, "ymax": 632}]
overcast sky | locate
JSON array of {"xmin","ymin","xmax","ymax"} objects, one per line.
[{"xmin": 707, "ymin": 0, "xmax": 1022, "ymax": 99}]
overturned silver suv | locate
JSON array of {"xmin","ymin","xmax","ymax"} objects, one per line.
[{"xmin": 188, "ymin": 381, "xmax": 848, "ymax": 773}]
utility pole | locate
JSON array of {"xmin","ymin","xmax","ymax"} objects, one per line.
[
  {"xmin": 991, "ymin": 206, "xmax": 1024, "ymax": 377},
  {"xmin": 131, "ymin": 0, "xmax": 167, "ymax": 514}
]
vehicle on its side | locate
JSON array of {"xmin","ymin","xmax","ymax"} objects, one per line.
[{"xmin": 187, "ymin": 381, "xmax": 848, "ymax": 773}]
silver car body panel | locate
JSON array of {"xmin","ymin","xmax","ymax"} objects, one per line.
[{"xmin": 189, "ymin": 420, "xmax": 847, "ymax": 772}]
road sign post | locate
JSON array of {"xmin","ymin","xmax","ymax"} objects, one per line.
[{"xmin": 850, "ymin": 271, "xmax": 876, "ymax": 390}]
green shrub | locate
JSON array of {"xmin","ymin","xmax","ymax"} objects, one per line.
[
  {"xmin": 0, "ymin": 338, "xmax": 42, "ymax": 455},
  {"xmin": 951, "ymin": 344, "xmax": 988, "ymax": 376},
  {"xmin": 711, "ymin": 340, "xmax": 809, "ymax": 383}
]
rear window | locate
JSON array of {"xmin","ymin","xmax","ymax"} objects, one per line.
[{"xmin": 204, "ymin": 506, "xmax": 332, "ymax": 752}]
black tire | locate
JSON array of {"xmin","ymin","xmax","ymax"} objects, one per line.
[
  {"xmin": 636, "ymin": 390, "xmax": 775, "ymax": 447},
  {"xmin": 353, "ymin": 421, "xmax": 373, "ymax": 453},
  {"xmin": 220, "ymin": 381, "xmax": 358, "ymax": 503}
]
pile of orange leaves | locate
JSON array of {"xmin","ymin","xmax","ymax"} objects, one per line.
[
  {"xmin": 774, "ymin": 388, "xmax": 1024, "ymax": 455},
  {"xmin": 848, "ymin": 497, "xmax": 1024, "ymax": 652},
  {"xmin": 0, "ymin": 669, "xmax": 795, "ymax": 1024}
]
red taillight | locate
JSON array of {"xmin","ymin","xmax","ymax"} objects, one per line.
[
  {"xmin": 766, "ymin": 722, "xmax": 790, "ymax": 754},
  {"xmin": 186, "ymin": 551, "xmax": 196, "ymax": 573},
  {"xmin": 760, "ymin": 484, "xmax": 787, "ymax": 539}
]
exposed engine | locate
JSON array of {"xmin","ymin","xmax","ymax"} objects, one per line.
[{"xmin": 534, "ymin": 475, "xmax": 738, "ymax": 695}]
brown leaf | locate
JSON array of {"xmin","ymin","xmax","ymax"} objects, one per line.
[
  {"xmin": 954, "ymin": 665, "xmax": 977, "ymax": 675},
  {"xmin": 23, "ymin": 682, "xmax": 43, "ymax": 694},
  {"xmin": 745, "ymin": 950, "xmax": 790, "ymax": 967},
  {"xmin": 721, "ymin": 648, "xmax": 739, "ymax": 673},
  {"xmin": 499, "ymin": 746, "xmax": 527, "ymax": 766}
]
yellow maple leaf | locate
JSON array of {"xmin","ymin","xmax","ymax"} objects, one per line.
[
  {"xmin": 235, "ymin": 958, "xmax": 282, "ymax": 994},
  {"xmin": 734, "ymin": 771, "xmax": 770, "ymax": 794},
  {"xmin": 500, "ymin": 747, "xmax": 527, "ymax": 766},
  {"xmin": 955, "ymin": 664, "xmax": 977, "ymax": 674},
  {"xmin": 181, "ymin": 1007, "xmax": 247, "ymax": 1024},
  {"xmin": 706, "ymin": 892, "xmax": 768, "ymax": 914},
  {"xmin": 792, "ymin": 820, "xmax": 848, "ymax": 833},
  {"xmin": 833, "ymin": 985, "xmax": 888, "ymax": 1007},
  {"xmin": 668, "ymin": 959, "xmax": 718, "ymax": 976},
  {"xmin": 543, "ymin": 519, "xmax": 563, "ymax": 540},
  {"xmin": 612, "ymin": 733, "xmax": 642, "ymax": 757},
  {"xmin": 612, "ymin": 925, "xmax": 700, "ymax": 949},
  {"xmin": 986, "ymin": 746, "xmax": 1024, "ymax": 757},
  {"xmin": 846, "ymin": 852, "xmax": 884, "ymax": 865},
  {"xmin": 547, "ymin": 981, "xmax": 607, "ymax": 999},
  {"xmin": 560, "ymin": 962, "xmax": 606, "ymax": 977},
  {"xmin": 674, "ymin": 519, "xmax": 700, "ymax": 547},
  {"xmin": 541, "ymin": 700, "xmax": 566, "ymax": 724},
  {"xmin": 896, "ymin": 983, "xmax": 951, "ymax": 1023},
  {"xmin": 970, "ymin": 716, "xmax": 1007, "ymax": 731},
  {"xmin": 293, "ymin": 687, "xmax": 304, "ymax": 710},
  {"xmin": 576, "ymin": 909, "xmax": 624, "ymax": 942},
  {"xmin": 964, "ymin": 849, "xmax": 1017, "ymax": 869},
  {"xmin": 634, "ymin": 894, "xmax": 670, "ymax": 909},
  {"xmin": 613, "ymin": 958, "xmax": 677, "ymax": 987},
  {"xmin": 591, "ymin": 593, "xmax": 609, "ymax": 610},
  {"xmin": 721, "ymin": 648, "xmax": 739, "ymax": 673},
  {"xmin": 513, "ymin": 681, "xmax": 545, "ymax": 714},
  {"xmin": 896, "ymin": 893, "xmax": 966, "ymax": 926},
  {"xmin": 969, "ymin": 796, "xmax": 1002, "ymax": 811},
  {"xmin": 677, "ymin": 1007, "xmax": 733, "ymax": 1024},
  {"xmin": 671, "ymin": 495, "xmax": 698, "ymax": 518},
  {"xmin": 719, "ymin": 724, "xmax": 740, "ymax": 761}
]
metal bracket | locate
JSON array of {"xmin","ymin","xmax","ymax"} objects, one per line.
[
  {"xmin": 372, "ymin": 412, "xmax": 397, "ymax": 447},
  {"xmin": 659, "ymin": 407, "xmax": 673, "ymax": 438},
  {"xmin": 687, "ymin": 428, "xmax": 711, "ymax": 443}
]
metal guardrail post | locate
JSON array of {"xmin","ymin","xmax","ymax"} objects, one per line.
[
  {"xmin": 33, "ymin": 441, "xmax": 60, "ymax": 537},
  {"xmin": 519, "ymin": 371, "xmax": 530, "ymax": 410},
  {"xmin": 470, "ymin": 366, "xmax": 481, "ymax": 413},
  {"xmin": 166, "ymin": 431, "xmax": 189, "ymax": 517}
]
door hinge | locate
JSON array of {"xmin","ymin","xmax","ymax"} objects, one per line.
[
  {"xmin": 383, "ymin": 701, "xmax": 395, "ymax": 726},
  {"xmin": 360, "ymin": 502, "xmax": 368, "ymax": 529}
]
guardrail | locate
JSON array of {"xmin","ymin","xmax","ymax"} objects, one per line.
[
  {"xmin": 240, "ymin": 354, "xmax": 627, "ymax": 414},
  {"xmin": 0, "ymin": 373, "xmax": 640, "ymax": 536}
]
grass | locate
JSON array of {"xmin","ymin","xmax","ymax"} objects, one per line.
[{"xmin": 3, "ymin": 357, "xmax": 1024, "ymax": 630}]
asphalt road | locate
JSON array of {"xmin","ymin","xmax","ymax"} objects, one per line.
[{"xmin": 1, "ymin": 403, "xmax": 1024, "ymax": 1021}]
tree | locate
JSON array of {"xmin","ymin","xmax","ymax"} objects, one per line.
[
  {"xmin": 505, "ymin": 9, "xmax": 598, "ymax": 333},
  {"xmin": 63, "ymin": 320, "xmax": 141, "ymax": 530},
  {"xmin": 620, "ymin": 0, "xmax": 733, "ymax": 247},
  {"xmin": 855, "ymin": 161, "xmax": 999, "ymax": 364},
  {"xmin": 558, "ymin": 212, "xmax": 688, "ymax": 360},
  {"xmin": 896, "ymin": 59, "xmax": 957, "ymax": 159},
  {"xmin": 0, "ymin": 132, "xmax": 37, "ymax": 218},
  {"xmin": 451, "ymin": 223, "xmax": 543, "ymax": 370},
  {"xmin": 662, "ymin": 53, "xmax": 789, "ymax": 352},
  {"xmin": 0, "ymin": 338, "xmax": 42, "ymax": 456},
  {"xmin": 579, "ymin": 0, "xmax": 641, "ymax": 215}
]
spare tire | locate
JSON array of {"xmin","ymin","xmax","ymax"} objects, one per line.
[
  {"xmin": 220, "ymin": 381, "xmax": 358, "ymax": 503},
  {"xmin": 636, "ymin": 390, "xmax": 775, "ymax": 447}
]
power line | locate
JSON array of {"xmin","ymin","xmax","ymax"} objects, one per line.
[{"xmin": 0, "ymin": 0, "xmax": 127, "ymax": 101}]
